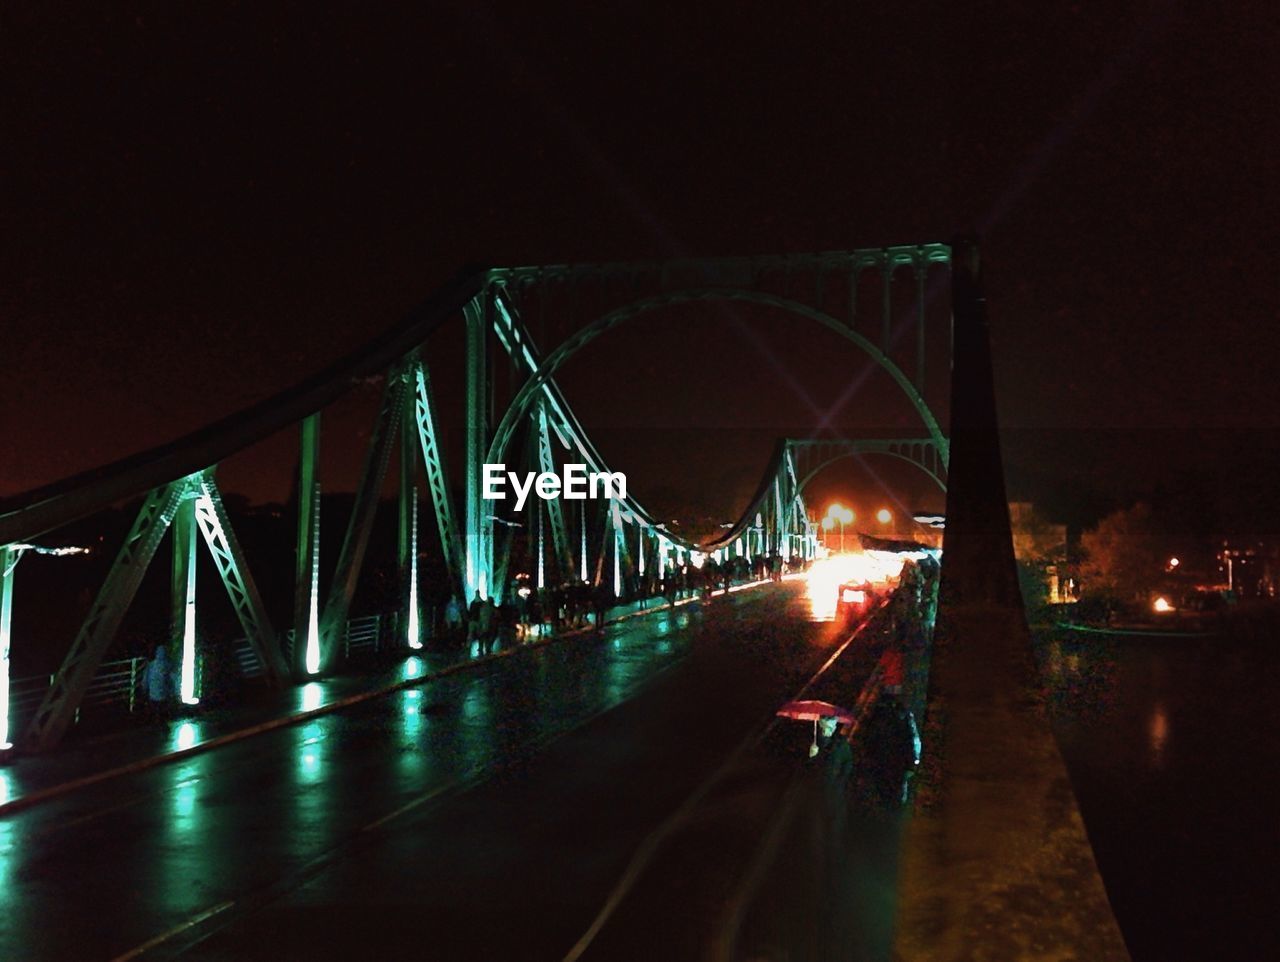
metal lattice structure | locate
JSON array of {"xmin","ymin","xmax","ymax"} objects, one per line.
[{"xmin": 0, "ymin": 245, "xmax": 952, "ymax": 752}]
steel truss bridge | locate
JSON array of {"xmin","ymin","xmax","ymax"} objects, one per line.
[{"xmin": 0, "ymin": 244, "xmax": 952, "ymax": 753}]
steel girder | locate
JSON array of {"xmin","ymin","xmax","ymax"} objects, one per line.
[
  {"xmin": 170, "ymin": 493, "xmax": 198, "ymax": 704},
  {"xmin": 191, "ymin": 476, "xmax": 289, "ymax": 683},
  {"xmin": 320, "ymin": 371, "xmax": 408, "ymax": 663},
  {"xmin": 22, "ymin": 481, "xmax": 187, "ymax": 751},
  {"xmin": 0, "ymin": 269, "xmax": 486, "ymax": 547},
  {"xmin": 485, "ymin": 288, "xmax": 950, "ymax": 498},
  {"xmin": 463, "ymin": 298, "xmax": 491, "ymax": 601},
  {"xmin": 293, "ymin": 415, "xmax": 321, "ymax": 676},
  {"xmin": 535, "ymin": 401, "xmax": 572, "ymax": 578},
  {"xmin": 791, "ymin": 437, "xmax": 948, "ymax": 494},
  {"xmin": 411, "ymin": 361, "xmax": 463, "ymax": 593}
]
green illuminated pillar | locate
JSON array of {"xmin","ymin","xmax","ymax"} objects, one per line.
[
  {"xmin": 536, "ymin": 495, "xmax": 545, "ymax": 590},
  {"xmin": 612, "ymin": 506, "xmax": 623, "ymax": 598},
  {"xmin": 171, "ymin": 493, "xmax": 200, "ymax": 705},
  {"xmin": 400, "ymin": 394, "xmax": 421, "ymax": 648},
  {"xmin": 1, "ymin": 546, "xmax": 16, "ymax": 748},
  {"xmin": 579, "ymin": 502, "xmax": 588, "ymax": 583},
  {"xmin": 295, "ymin": 414, "xmax": 322, "ymax": 675},
  {"xmin": 407, "ymin": 492, "xmax": 421, "ymax": 649},
  {"xmin": 464, "ymin": 297, "xmax": 492, "ymax": 599}
]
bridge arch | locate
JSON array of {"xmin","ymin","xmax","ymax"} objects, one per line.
[
  {"xmin": 486, "ymin": 288, "xmax": 949, "ymax": 469},
  {"xmin": 796, "ymin": 447, "xmax": 948, "ymax": 497}
]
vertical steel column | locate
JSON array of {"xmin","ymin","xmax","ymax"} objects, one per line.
[
  {"xmin": 22, "ymin": 483, "xmax": 184, "ymax": 751},
  {"xmin": 400, "ymin": 385, "xmax": 416, "ymax": 647},
  {"xmin": 322, "ymin": 373, "xmax": 405, "ymax": 652},
  {"xmin": 407, "ymin": 492, "xmax": 421, "ymax": 649},
  {"xmin": 536, "ymin": 494, "xmax": 545, "ymax": 590},
  {"xmin": 579, "ymin": 501, "xmax": 588, "ymax": 583},
  {"xmin": 881, "ymin": 261, "xmax": 893, "ymax": 352},
  {"xmin": 1, "ymin": 546, "xmax": 16, "ymax": 748},
  {"xmin": 612, "ymin": 504, "xmax": 623, "ymax": 597},
  {"xmin": 192, "ymin": 477, "xmax": 289, "ymax": 683},
  {"xmin": 537, "ymin": 402, "xmax": 571, "ymax": 576},
  {"xmin": 916, "ymin": 261, "xmax": 927, "ymax": 391},
  {"xmin": 848, "ymin": 267, "xmax": 860, "ymax": 328},
  {"xmin": 294, "ymin": 414, "xmax": 321, "ymax": 676},
  {"xmin": 170, "ymin": 492, "xmax": 199, "ymax": 705},
  {"xmin": 413, "ymin": 361, "xmax": 463, "ymax": 591},
  {"xmin": 774, "ymin": 476, "xmax": 784, "ymax": 557},
  {"xmin": 464, "ymin": 296, "xmax": 492, "ymax": 600}
]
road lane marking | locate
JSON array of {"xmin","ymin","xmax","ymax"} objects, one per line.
[
  {"xmin": 108, "ymin": 620, "xmax": 697, "ymax": 959},
  {"xmin": 561, "ymin": 602, "xmax": 884, "ymax": 962},
  {"xmin": 106, "ymin": 901, "xmax": 235, "ymax": 962}
]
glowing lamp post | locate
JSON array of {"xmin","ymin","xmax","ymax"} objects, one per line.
[
  {"xmin": 876, "ymin": 508, "xmax": 892, "ymax": 526},
  {"xmin": 825, "ymin": 504, "xmax": 855, "ymax": 553}
]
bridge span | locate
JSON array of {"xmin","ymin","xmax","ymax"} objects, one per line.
[{"xmin": 0, "ymin": 240, "xmax": 1132, "ymax": 960}]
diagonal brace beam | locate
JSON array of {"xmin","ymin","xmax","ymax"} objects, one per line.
[{"xmin": 22, "ymin": 481, "xmax": 187, "ymax": 751}]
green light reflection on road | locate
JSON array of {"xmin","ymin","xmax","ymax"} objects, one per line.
[
  {"xmin": 171, "ymin": 720, "xmax": 201, "ymax": 752},
  {"xmin": 300, "ymin": 681, "xmax": 323, "ymax": 712},
  {"xmin": 298, "ymin": 719, "xmax": 326, "ymax": 784}
]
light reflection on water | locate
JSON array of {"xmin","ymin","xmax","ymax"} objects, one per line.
[{"xmin": 1148, "ymin": 702, "xmax": 1169, "ymax": 768}]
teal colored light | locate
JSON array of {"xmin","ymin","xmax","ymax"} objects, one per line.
[
  {"xmin": 0, "ymin": 769, "xmax": 10, "ymax": 805},
  {"xmin": 403, "ymin": 656, "xmax": 423, "ymax": 680},
  {"xmin": 402, "ymin": 691, "xmax": 423, "ymax": 723},
  {"xmin": 0, "ymin": 547, "xmax": 16, "ymax": 749},
  {"xmin": 180, "ymin": 595, "xmax": 199, "ymax": 705},
  {"xmin": 300, "ymin": 681, "xmax": 323, "ymax": 712},
  {"xmin": 172, "ymin": 765, "xmax": 201, "ymax": 824},
  {"xmin": 537, "ymin": 499, "xmax": 545, "ymax": 589},
  {"xmin": 298, "ymin": 719, "xmax": 325, "ymax": 783},
  {"xmin": 580, "ymin": 513, "xmax": 588, "ymax": 582},
  {"xmin": 304, "ymin": 569, "xmax": 321, "ymax": 675},
  {"xmin": 176, "ymin": 499, "xmax": 200, "ymax": 705},
  {"xmin": 613, "ymin": 516, "xmax": 622, "ymax": 598},
  {"xmin": 304, "ymin": 481, "xmax": 322, "ymax": 675},
  {"xmin": 637, "ymin": 528, "xmax": 645, "ymax": 576},
  {"xmin": 407, "ymin": 493, "xmax": 422, "ymax": 649},
  {"xmin": 171, "ymin": 720, "xmax": 200, "ymax": 752}
]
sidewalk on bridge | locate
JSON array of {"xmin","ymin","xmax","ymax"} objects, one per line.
[
  {"xmin": 0, "ymin": 582, "xmax": 770, "ymax": 817},
  {"xmin": 891, "ymin": 606, "xmax": 1131, "ymax": 961}
]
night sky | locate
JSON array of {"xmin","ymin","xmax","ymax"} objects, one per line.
[{"xmin": 5, "ymin": 2, "xmax": 1278, "ymax": 536}]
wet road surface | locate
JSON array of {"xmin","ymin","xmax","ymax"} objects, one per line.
[{"xmin": 3, "ymin": 581, "xmax": 900, "ymax": 961}]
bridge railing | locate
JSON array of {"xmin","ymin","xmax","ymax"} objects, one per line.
[{"xmin": 8, "ymin": 611, "xmax": 400, "ymax": 736}]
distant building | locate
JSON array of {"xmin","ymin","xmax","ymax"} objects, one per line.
[
  {"xmin": 1218, "ymin": 539, "xmax": 1278, "ymax": 599},
  {"xmin": 1008, "ymin": 502, "xmax": 1073, "ymax": 603}
]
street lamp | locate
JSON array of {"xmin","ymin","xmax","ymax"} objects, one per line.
[
  {"xmin": 876, "ymin": 508, "xmax": 892, "ymax": 526},
  {"xmin": 825, "ymin": 504, "xmax": 855, "ymax": 553}
]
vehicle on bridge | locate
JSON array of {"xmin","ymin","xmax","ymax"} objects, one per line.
[{"xmin": 836, "ymin": 579, "xmax": 875, "ymax": 621}]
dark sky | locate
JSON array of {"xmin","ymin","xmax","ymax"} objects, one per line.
[{"xmin": 5, "ymin": 2, "xmax": 1278, "ymax": 531}]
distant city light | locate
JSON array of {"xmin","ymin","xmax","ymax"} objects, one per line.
[
  {"xmin": 876, "ymin": 508, "xmax": 892, "ymax": 524},
  {"xmin": 1153, "ymin": 596, "xmax": 1174, "ymax": 613},
  {"xmin": 1168, "ymin": 557, "xmax": 1180, "ymax": 568}
]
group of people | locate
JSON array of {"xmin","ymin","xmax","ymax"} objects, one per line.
[{"xmin": 805, "ymin": 556, "xmax": 937, "ymax": 808}]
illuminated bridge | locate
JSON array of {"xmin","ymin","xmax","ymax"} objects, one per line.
[{"xmin": 0, "ymin": 241, "xmax": 1128, "ymax": 960}]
